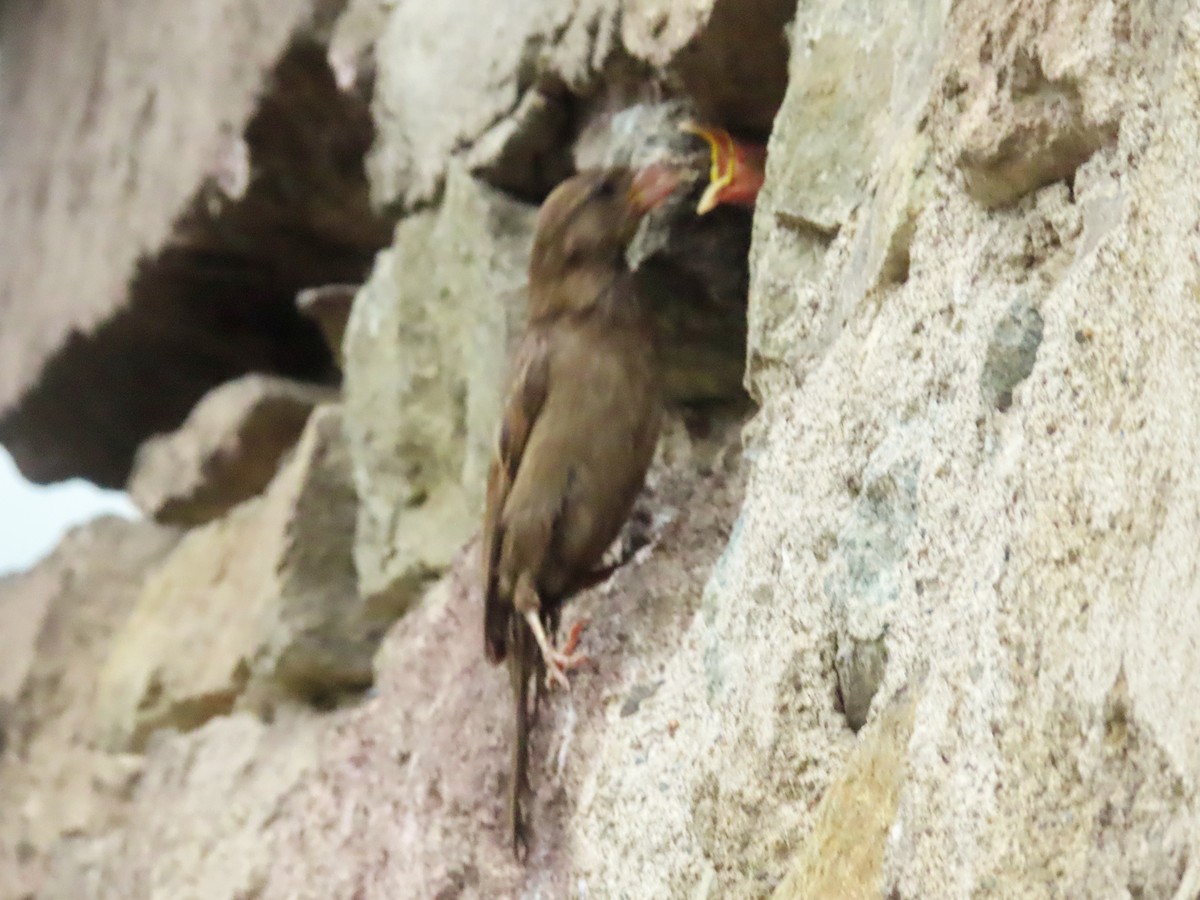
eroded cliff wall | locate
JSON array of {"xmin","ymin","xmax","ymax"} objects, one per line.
[{"xmin": 3, "ymin": 0, "xmax": 1199, "ymax": 897}]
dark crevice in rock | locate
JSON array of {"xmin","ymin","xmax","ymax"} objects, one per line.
[
  {"xmin": 432, "ymin": 0, "xmax": 794, "ymax": 415},
  {"xmin": 636, "ymin": 204, "xmax": 754, "ymax": 404},
  {"xmin": 673, "ymin": 0, "xmax": 797, "ymax": 134},
  {"xmin": 879, "ymin": 212, "xmax": 916, "ymax": 287},
  {"xmin": 0, "ymin": 37, "xmax": 391, "ymax": 487}
]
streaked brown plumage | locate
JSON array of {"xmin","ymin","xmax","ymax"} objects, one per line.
[{"xmin": 483, "ymin": 165, "xmax": 679, "ymax": 858}]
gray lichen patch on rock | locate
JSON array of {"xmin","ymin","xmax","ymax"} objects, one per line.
[
  {"xmin": 979, "ymin": 294, "xmax": 1045, "ymax": 412},
  {"xmin": 825, "ymin": 450, "xmax": 918, "ymax": 730}
]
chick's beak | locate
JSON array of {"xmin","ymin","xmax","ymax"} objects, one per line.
[
  {"xmin": 681, "ymin": 122, "xmax": 767, "ymax": 215},
  {"xmin": 627, "ymin": 162, "xmax": 682, "ymax": 216}
]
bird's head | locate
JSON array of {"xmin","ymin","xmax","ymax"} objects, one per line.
[
  {"xmin": 532, "ymin": 168, "xmax": 681, "ymax": 274},
  {"xmin": 528, "ymin": 165, "xmax": 681, "ymax": 321}
]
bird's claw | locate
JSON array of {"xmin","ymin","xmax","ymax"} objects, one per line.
[
  {"xmin": 547, "ymin": 618, "xmax": 591, "ymax": 689},
  {"xmin": 542, "ymin": 645, "xmax": 589, "ymax": 691},
  {"xmin": 524, "ymin": 612, "xmax": 590, "ymax": 691}
]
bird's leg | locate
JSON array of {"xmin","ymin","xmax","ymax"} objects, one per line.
[
  {"xmin": 523, "ymin": 610, "xmax": 588, "ymax": 691},
  {"xmin": 514, "ymin": 574, "xmax": 588, "ymax": 691},
  {"xmin": 560, "ymin": 618, "xmax": 589, "ymax": 657}
]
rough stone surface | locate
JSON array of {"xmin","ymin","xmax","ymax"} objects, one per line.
[
  {"xmin": 257, "ymin": 414, "xmax": 745, "ymax": 899},
  {"xmin": 0, "ymin": 518, "xmax": 180, "ymax": 900},
  {"xmin": 368, "ymin": 0, "xmax": 794, "ymax": 210},
  {"xmin": 0, "ymin": 0, "xmax": 389, "ymax": 487},
  {"xmin": 127, "ymin": 374, "xmax": 337, "ymax": 525},
  {"xmin": 0, "ymin": 572, "xmax": 53, "ymax": 717},
  {"xmin": 343, "ymin": 168, "xmax": 537, "ymax": 615},
  {"xmin": 7, "ymin": 0, "xmax": 1200, "ymax": 896},
  {"xmin": 773, "ymin": 695, "xmax": 916, "ymax": 898},
  {"xmin": 38, "ymin": 713, "xmax": 322, "ymax": 900},
  {"xmin": 95, "ymin": 405, "xmax": 368, "ymax": 751},
  {"xmin": 723, "ymin": 0, "xmax": 1200, "ymax": 895},
  {"xmin": 297, "ymin": 283, "xmax": 359, "ymax": 368}
]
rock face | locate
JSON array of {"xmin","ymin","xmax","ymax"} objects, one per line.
[
  {"xmin": 256, "ymin": 422, "xmax": 745, "ymax": 899},
  {"xmin": 38, "ymin": 713, "xmax": 323, "ymax": 900},
  {"xmin": 96, "ymin": 405, "xmax": 368, "ymax": 752},
  {"xmin": 720, "ymin": 1, "xmax": 1200, "ymax": 895},
  {"xmin": 368, "ymin": 0, "xmax": 794, "ymax": 210},
  {"xmin": 343, "ymin": 168, "xmax": 538, "ymax": 615},
  {"xmin": 0, "ymin": 0, "xmax": 390, "ymax": 488},
  {"xmin": 5, "ymin": 0, "xmax": 1200, "ymax": 897},
  {"xmin": 0, "ymin": 519, "xmax": 180, "ymax": 900},
  {"xmin": 127, "ymin": 374, "xmax": 337, "ymax": 525}
]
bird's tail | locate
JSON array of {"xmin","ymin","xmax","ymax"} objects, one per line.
[{"xmin": 507, "ymin": 612, "xmax": 542, "ymax": 860}]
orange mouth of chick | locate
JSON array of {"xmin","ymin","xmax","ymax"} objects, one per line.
[
  {"xmin": 680, "ymin": 122, "xmax": 740, "ymax": 215},
  {"xmin": 628, "ymin": 162, "xmax": 681, "ymax": 215}
]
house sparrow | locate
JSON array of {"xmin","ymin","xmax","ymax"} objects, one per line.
[
  {"xmin": 483, "ymin": 164, "xmax": 680, "ymax": 857},
  {"xmin": 681, "ymin": 122, "xmax": 767, "ymax": 214}
]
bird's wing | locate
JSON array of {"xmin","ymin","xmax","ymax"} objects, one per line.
[{"xmin": 483, "ymin": 331, "xmax": 551, "ymax": 663}]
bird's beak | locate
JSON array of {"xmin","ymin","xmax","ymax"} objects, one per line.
[
  {"xmin": 680, "ymin": 122, "xmax": 766, "ymax": 215},
  {"xmin": 628, "ymin": 162, "xmax": 682, "ymax": 216}
]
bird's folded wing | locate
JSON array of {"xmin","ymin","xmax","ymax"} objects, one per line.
[{"xmin": 483, "ymin": 331, "xmax": 551, "ymax": 663}]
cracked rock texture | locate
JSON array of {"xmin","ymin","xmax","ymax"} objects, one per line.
[
  {"xmin": 343, "ymin": 168, "xmax": 538, "ymax": 615},
  {"xmin": 0, "ymin": 519, "xmax": 180, "ymax": 899},
  {"xmin": 4, "ymin": 0, "xmax": 1200, "ymax": 897},
  {"xmin": 127, "ymin": 374, "xmax": 337, "ymax": 525},
  {"xmin": 0, "ymin": 0, "xmax": 389, "ymax": 488},
  {"xmin": 368, "ymin": 0, "xmax": 793, "ymax": 209},
  {"xmin": 96, "ymin": 405, "xmax": 369, "ymax": 752}
]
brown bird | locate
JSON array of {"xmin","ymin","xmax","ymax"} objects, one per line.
[{"xmin": 483, "ymin": 164, "xmax": 680, "ymax": 858}]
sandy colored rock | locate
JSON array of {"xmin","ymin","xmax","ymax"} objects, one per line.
[
  {"xmin": 127, "ymin": 374, "xmax": 337, "ymax": 525},
  {"xmin": 38, "ymin": 713, "xmax": 322, "ymax": 900},
  {"xmin": 0, "ymin": 518, "xmax": 180, "ymax": 900},
  {"xmin": 96, "ymin": 405, "xmax": 368, "ymax": 751},
  {"xmin": 0, "ymin": 572, "xmax": 54, "ymax": 718},
  {"xmin": 343, "ymin": 168, "xmax": 537, "ymax": 615},
  {"xmin": 255, "ymin": 413, "xmax": 744, "ymax": 898},
  {"xmin": 296, "ymin": 284, "xmax": 359, "ymax": 368},
  {"xmin": 691, "ymin": 0, "xmax": 1200, "ymax": 895},
  {"xmin": 0, "ymin": 0, "xmax": 387, "ymax": 487},
  {"xmin": 773, "ymin": 696, "xmax": 916, "ymax": 899},
  {"xmin": 7, "ymin": 0, "xmax": 1200, "ymax": 895},
  {"xmin": 368, "ymin": 0, "xmax": 793, "ymax": 210}
]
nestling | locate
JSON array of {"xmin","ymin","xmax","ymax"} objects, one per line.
[
  {"xmin": 482, "ymin": 163, "xmax": 680, "ymax": 858},
  {"xmin": 681, "ymin": 122, "xmax": 767, "ymax": 214}
]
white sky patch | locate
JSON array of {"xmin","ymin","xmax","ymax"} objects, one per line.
[{"xmin": 0, "ymin": 445, "xmax": 141, "ymax": 577}]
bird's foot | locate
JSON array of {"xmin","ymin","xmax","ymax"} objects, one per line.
[
  {"xmin": 524, "ymin": 611, "xmax": 589, "ymax": 691},
  {"xmin": 560, "ymin": 618, "xmax": 589, "ymax": 656}
]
